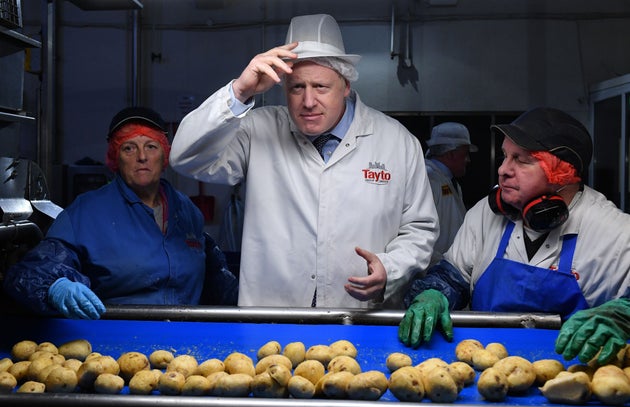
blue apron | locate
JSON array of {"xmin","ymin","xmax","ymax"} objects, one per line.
[{"xmin": 472, "ymin": 221, "xmax": 588, "ymax": 319}]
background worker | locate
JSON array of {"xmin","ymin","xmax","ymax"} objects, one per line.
[
  {"xmin": 3, "ymin": 107, "xmax": 237, "ymax": 319},
  {"xmin": 169, "ymin": 14, "xmax": 438, "ymax": 309},
  {"xmin": 424, "ymin": 122, "xmax": 477, "ymax": 265},
  {"xmin": 398, "ymin": 107, "xmax": 630, "ymax": 365}
]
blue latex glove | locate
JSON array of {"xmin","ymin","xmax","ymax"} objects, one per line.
[
  {"xmin": 555, "ymin": 298, "xmax": 630, "ymax": 365},
  {"xmin": 398, "ymin": 289, "xmax": 453, "ymax": 348},
  {"xmin": 47, "ymin": 277, "xmax": 106, "ymax": 319}
]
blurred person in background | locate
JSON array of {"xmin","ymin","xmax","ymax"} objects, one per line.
[
  {"xmin": 3, "ymin": 107, "xmax": 237, "ymax": 319},
  {"xmin": 399, "ymin": 107, "xmax": 630, "ymax": 365},
  {"xmin": 424, "ymin": 122, "xmax": 477, "ymax": 266}
]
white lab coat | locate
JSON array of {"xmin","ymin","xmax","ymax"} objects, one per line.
[
  {"xmin": 425, "ymin": 159, "xmax": 467, "ymax": 266},
  {"xmin": 170, "ymin": 84, "xmax": 438, "ymax": 309},
  {"xmin": 445, "ymin": 185, "xmax": 630, "ymax": 307}
]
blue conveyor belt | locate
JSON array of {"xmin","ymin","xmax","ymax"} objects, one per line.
[{"xmin": 0, "ymin": 315, "xmax": 579, "ymax": 405}]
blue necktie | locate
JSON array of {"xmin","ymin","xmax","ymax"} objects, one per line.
[{"xmin": 313, "ymin": 134, "xmax": 338, "ymax": 159}]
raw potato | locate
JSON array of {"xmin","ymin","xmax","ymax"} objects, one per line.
[
  {"xmin": 305, "ymin": 344, "xmax": 334, "ymax": 365},
  {"xmin": 486, "ymin": 342, "xmax": 509, "ymax": 359},
  {"xmin": 287, "ymin": 374, "xmax": 316, "ymax": 399},
  {"xmin": 591, "ymin": 364, "xmax": 630, "ymax": 405},
  {"xmin": 224, "ymin": 352, "xmax": 255, "ymax": 377},
  {"xmin": 8, "ymin": 361, "xmax": 30, "ymax": 383},
  {"xmin": 477, "ymin": 366, "xmax": 509, "ymax": 401},
  {"xmin": 455, "ymin": 339, "xmax": 484, "ymax": 365},
  {"xmin": 493, "ymin": 355, "xmax": 536, "ymax": 393},
  {"xmin": 346, "ymin": 370, "xmax": 389, "ymax": 401},
  {"xmin": 37, "ymin": 342, "xmax": 59, "ymax": 354},
  {"xmin": 533, "ymin": 359, "xmax": 565, "ymax": 385},
  {"xmin": 11, "ymin": 340, "xmax": 38, "ymax": 361},
  {"xmin": 117, "ymin": 351, "xmax": 150, "ymax": 382},
  {"xmin": 17, "ymin": 380, "xmax": 45, "ymax": 393},
  {"xmin": 129, "ymin": 369, "xmax": 161, "ymax": 394},
  {"xmin": 319, "ymin": 371, "xmax": 354, "ymax": 399},
  {"xmin": 206, "ymin": 371, "xmax": 229, "ymax": 396},
  {"xmin": 539, "ymin": 370, "xmax": 592, "ymax": 404},
  {"xmin": 44, "ymin": 365, "xmax": 78, "ymax": 393},
  {"xmin": 166, "ymin": 354, "xmax": 198, "ymax": 378},
  {"xmin": 27, "ymin": 354, "xmax": 58, "ymax": 382},
  {"xmin": 251, "ymin": 371, "xmax": 289, "ymax": 398},
  {"xmin": 149, "ymin": 350, "xmax": 174, "ymax": 369},
  {"xmin": 568, "ymin": 363, "xmax": 596, "ymax": 380},
  {"xmin": 255, "ymin": 354, "xmax": 293, "ymax": 375},
  {"xmin": 181, "ymin": 374, "xmax": 211, "ymax": 396},
  {"xmin": 93, "ymin": 372, "xmax": 124, "ymax": 394},
  {"xmin": 62, "ymin": 359, "xmax": 83, "ymax": 373},
  {"xmin": 416, "ymin": 357, "xmax": 449, "ymax": 376},
  {"xmin": 257, "ymin": 340, "xmax": 282, "ymax": 360},
  {"xmin": 449, "ymin": 361, "xmax": 476, "ymax": 386},
  {"xmin": 159, "ymin": 370, "xmax": 186, "ymax": 395},
  {"xmin": 215, "ymin": 372, "xmax": 253, "ymax": 397},
  {"xmin": 267, "ymin": 363, "xmax": 292, "ymax": 387},
  {"xmin": 196, "ymin": 358, "xmax": 224, "ymax": 376},
  {"xmin": 388, "ymin": 365, "xmax": 424, "ymax": 402},
  {"xmin": 58, "ymin": 339, "xmax": 92, "ymax": 361},
  {"xmin": 471, "ymin": 348, "xmax": 500, "ymax": 371},
  {"xmin": 29, "ymin": 350, "xmax": 60, "ymax": 362},
  {"xmin": 294, "ymin": 359, "xmax": 325, "ymax": 385},
  {"xmin": 421, "ymin": 365, "xmax": 459, "ymax": 403},
  {"xmin": 78, "ymin": 355, "xmax": 120, "ymax": 389},
  {"xmin": 386, "ymin": 352, "xmax": 412, "ymax": 373},
  {"xmin": 0, "ymin": 358, "xmax": 13, "ymax": 373},
  {"xmin": 327, "ymin": 355, "xmax": 361, "ymax": 375},
  {"xmin": 329, "ymin": 339, "xmax": 358, "ymax": 358},
  {"xmin": 283, "ymin": 342, "xmax": 306, "ymax": 368},
  {"xmin": 0, "ymin": 371, "xmax": 17, "ymax": 393}
]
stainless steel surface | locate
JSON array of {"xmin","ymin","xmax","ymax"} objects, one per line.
[{"xmin": 101, "ymin": 305, "xmax": 562, "ymax": 329}]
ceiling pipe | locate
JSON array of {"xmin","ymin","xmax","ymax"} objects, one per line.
[{"xmin": 390, "ymin": 4, "xmax": 397, "ymax": 59}]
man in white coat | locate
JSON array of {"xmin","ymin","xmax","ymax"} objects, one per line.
[
  {"xmin": 169, "ymin": 14, "xmax": 438, "ymax": 309},
  {"xmin": 424, "ymin": 122, "xmax": 477, "ymax": 266}
]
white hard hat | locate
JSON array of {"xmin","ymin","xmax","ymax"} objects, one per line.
[{"xmin": 285, "ymin": 14, "xmax": 361, "ymax": 66}]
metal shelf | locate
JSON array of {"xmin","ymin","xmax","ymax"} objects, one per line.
[
  {"xmin": 67, "ymin": 0, "xmax": 143, "ymax": 10},
  {"xmin": 0, "ymin": 110, "xmax": 35, "ymax": 123},
  {"xmin": 0, "ymin": 26, "xmax": 40, "ymax": 48}
]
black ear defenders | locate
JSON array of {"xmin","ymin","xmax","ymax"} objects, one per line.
[{"xmin": 488, "ymin": 185, "xmax": 569, "ymax": 232}]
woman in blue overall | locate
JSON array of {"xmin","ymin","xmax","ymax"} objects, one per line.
[
  {"xmin": 3, "ymin": 107, "xmax": 237, "ymax": 319},
  {"xmin": 399, "ymin": 107, "xmax": 630, "ymax": 366}
]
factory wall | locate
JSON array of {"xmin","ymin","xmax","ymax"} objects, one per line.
[{"xmin": 18, "ymin": 2, "xmax": 630, "ymax": 243}]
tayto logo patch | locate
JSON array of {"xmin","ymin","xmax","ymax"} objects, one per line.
[{"xmin": 362, "ymin": 162, "xmax": 391, "ymax": 185}]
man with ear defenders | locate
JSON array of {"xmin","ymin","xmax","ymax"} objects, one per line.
[{"xmin": 399, "ymin": 107, "xmax": 630, "ymax": 365}]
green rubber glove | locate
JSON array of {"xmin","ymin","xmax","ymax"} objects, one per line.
[
  {"xmin": 398, "ymin": 289, "xmax": 453, "ymax": 348},
  {"xmin": 555, "ymin": 298, "xmax": 630, "ymax": 365}
]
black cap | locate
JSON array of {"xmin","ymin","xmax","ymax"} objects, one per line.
[
  {"xmin": 491, "ymin": 107, "xmax": 593, "ymax": 175},
  {"xmin": 107, "ymin": 106, "xmax": 167, "ymax": 141}
]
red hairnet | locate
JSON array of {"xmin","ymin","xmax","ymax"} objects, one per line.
[
  {"xmin": 531, "ymin": 150, "xmax": 581, "ymax": 186},
  {"xmin": 106, "ymin": 123, "xmax": 170, "ymax": 172}
]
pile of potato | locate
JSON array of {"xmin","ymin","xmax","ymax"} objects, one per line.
[
  {"xmin": 448, "ymin": 338, "xmax": 630, "ymax": 406},
  {"xmin": 1, "ymin": 336, "xmax": 629, "ymax": 404}
]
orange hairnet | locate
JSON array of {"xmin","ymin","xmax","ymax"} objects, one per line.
[
  {"xmin": 531, "ymin": 150, "xmax": 581, "ymax": 186},
  {"xmin": 106, "ymin": 123, "xmax": 170, "ymax": 172}
]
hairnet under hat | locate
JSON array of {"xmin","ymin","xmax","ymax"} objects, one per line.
[
  {"xmin": 491, "ymin": 107, "xmax": 592, "ymax": 175},
  {"xmin": 108, "ymin": 106, "xmax": 167, "ymax": 141}
]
